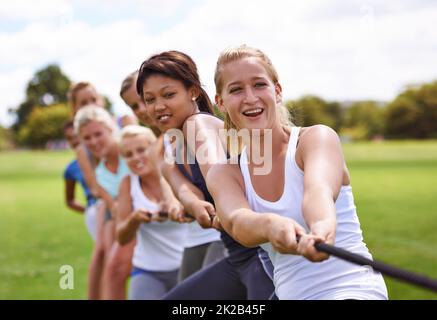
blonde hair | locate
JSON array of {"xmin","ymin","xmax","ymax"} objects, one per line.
[
  {"xmin": 119, "ymin": 125, "xmax": 157, "ymax": 147},
  {"xmin": 74, "ymin": 104, "xmax": 116, "ymax": 135},
  {"xmin": 214, "ymin": 45, "xmax": 293, "ymax": 130},
  {"xmin": 120, "ymin": 71, "xmax": 138, "ymax": 98}
]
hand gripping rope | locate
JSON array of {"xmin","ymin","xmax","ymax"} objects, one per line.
[
  {"xmin": 164, "ymin": 212, "xmax": 437, "ymax": 292},
  {"xmin": 313, "ymin": 241, "xmax": 437, "ymax": 293}
]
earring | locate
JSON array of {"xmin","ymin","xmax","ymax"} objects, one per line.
[{"xmin": 192, "ymin": 97, "xmax": 197, "ymax": 101}]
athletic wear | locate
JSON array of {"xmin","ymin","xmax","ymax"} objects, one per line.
[
  {"xmin": 128, "ymin": 173, "xmax": 187, "ymax": 299},
  {"xmin": 84, "ymin": 204, "xmax": 98, "ymax": 241},
  {"xmin": 177, "ymin": 240, "xmax": 227, "ymax": 282},
  {"xmin": 64, "ymin": 159, "xmax": 96, "ymax": 207},
  {"xmin": 240, "ymin": 126, "xmax": 388, "ymax": 300},
  {"xmin": 165, "ymin": 134, "xmax": 221, "ymax": 248},
  {"xmin": 95, "ymin": 156, "xmax": 130, "ymax": 198},
  {"xmin": 165, "ymin": 248, "xmax": 276, "ymax": 300},
  {"xmin": 64, "ymin": 159, "xmax": 97, "ymax": 239},
  {"xmin": 130, "ymin": 173, "xmax": 187, "ymax": 271},
  {"xmin": 164, "ymin": 133, "xmax": 225, "ymax": 281},
  {"xmin": 129, "ymin": 268, "xmax": 178, "ymax": 300},
  {"xmin": 162, "ymin": 112, "xmax": 276, "ymax": 300}
]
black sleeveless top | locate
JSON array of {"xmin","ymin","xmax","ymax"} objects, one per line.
[{"xmin": 176, "ymin": 113, "xmax": 258, "ymax": 261}]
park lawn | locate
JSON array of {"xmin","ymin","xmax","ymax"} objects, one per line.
[
  {"xmin": 0, "ymin": 140, "xmax": 436, "ymax": 299},
  {"xmin": 343, "ymin": 140, "xmax": 437, "ymax": 300},
  {"xmin": 0, "ymin": 150, "xmax": 91, "ymax": 299}
]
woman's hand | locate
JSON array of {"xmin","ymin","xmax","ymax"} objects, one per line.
[
  {"xmin": 267, "ymin": 215, "xmax": 307, "ymax": 255},
  {"xmin": 132, "ymin": 208, "xmax": 154, "ymax": 224},
  {"xmin": 211, "ymin": 215, "xmax": 224, "ymax": 231},
  {"xmin": 162, "ymin": 199, "xmax": 192, "ymax": 223},
  {"xmin": 297, "ymin": 220, "xmax": 335, "ymax": 262},
  {"xmin": 190, "ymin": 199, "xmax": 216, "ymax": 229}
]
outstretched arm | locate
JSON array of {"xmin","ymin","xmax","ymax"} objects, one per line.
[
  {"xmin": 183, "ymin": 114, "xmax": 228, "ymax": 179},
  {"xmin": 64, "ymin": 179, "xmax": 85, "ymax": 213},
  {"xmin": 116, "ymin": 176, "xmax": 154, "ymax": 245},
  {"xmin": 207, "ymin": 163, "xmax": 306, "ymax": 251},
  {"xmin": 161, "ymin": 161, "xmax": 214, "ymax": 228},
  {"xmin": 76, "ymin": 144, "xmax": 100, "ymax": 198},
  {"xmin": 296, "ymin": 125, "xmax": 344, "ymax": 261}
]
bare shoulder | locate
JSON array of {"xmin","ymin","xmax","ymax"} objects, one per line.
[
  {"xmin": 120, "ymin": 174, "xmax": 131, "ymax": 190},
  {"xmin": 297, "ymin": 124, "xmax": 340, "ymax": 152},
  {"xmin": 299, "ymin": 125, "xmax": 339, "ymax": 144},
  {"xmin": 206, "ymin": 161, "xmax": 243, "ymax": 193},
  {"xmin": 184, "ymin": 113, "xmax": 223, "ymax": 131},
  {"xmin": 296, "ymin": 125, "xmax": 342, "ymax": 166}
]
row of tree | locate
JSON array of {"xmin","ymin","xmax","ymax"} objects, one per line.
[
  {"xmin": 4, "ymin": 64, "xmax": 112, "ymax": 149},
  {"xmin": 285, "ymin": 81, "xmax": 437, "ymax": 140},
  {"xmin": 2, "ymin": 64, "xmax": 437, "ymax": 148}
]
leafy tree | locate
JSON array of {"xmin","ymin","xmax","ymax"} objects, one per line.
[
  {"xmin": 385, "ymin": 81, "xmax": 437, "ymax": 138},
  {"xmin": 343, "ymin": 101, "xmax": 385, "ymax": 140},
  {"xmin": 13, "ymin": 64, "xmax": 71, "ymax": 131},
  {"xmin": 17, "ymin": 104, "xmax": 71, "ymax": 147},
  {"xmin": 286, "ymin": 95, "xmax": 343, "ymax": 132},
  {"xmin": 0, "ymin": 126, "xmax": 13, "ymax": 150}
]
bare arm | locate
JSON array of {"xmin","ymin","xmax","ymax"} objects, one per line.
[
  {"xmin": 76, "ymin": 144, "xmax": 99, "ymax": 198},
  {"xmin": 64, "ymin": 179, "xmax": 85, "ymax": 213},
  {"xmin": 207, "ymin": 163, "xmax": 306, "ymax": 251},
  {"xmin": 296, "ymin": 125, "xmax": 344, "ymax": 261},
  {"xmin": 161, "ymin": 161, "xmax": 214, "ymax": 228},
  {"xmin": 183, "ymin": 114, "xmax": 227, "ymax": 179},
  {"xmin": 97, "ymin": 185, "xmax": 117, "ymax": 219},
  {"xmin": 116, "ymin": 176, "xmax": 153, "ymax": 245},
  {"xmin": 159, "ymin": 175, "xmax": 186, "ymax": 222}
]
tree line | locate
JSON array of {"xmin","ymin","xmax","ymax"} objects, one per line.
[{"xmin": 1, "ymin": 64, "xmax": 436, "ymax": 149}]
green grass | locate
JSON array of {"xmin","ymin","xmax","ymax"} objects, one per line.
[
  {"xmin": 0, "ymin": 150, "xmax": 91, "ymax": 299},
  {"xmin": 343, "ymin": 140, "xmax": 437, "ymax": 300},
  {"xmin": 0, "ymin": 141, "xmax": 437, "ymax": 299}
]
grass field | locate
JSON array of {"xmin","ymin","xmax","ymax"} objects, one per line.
[{"xmin": 0, "ymin": 140, "xmax": 437, "ymax": 300}]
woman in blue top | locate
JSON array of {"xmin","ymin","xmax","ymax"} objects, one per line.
[
  {"xmin": 63, "ymin": 120, "xmax": 97, "ymax": 240},
  {"xmin": 135, "ymin": 50, "xmax": 275, "ymax": 299}
]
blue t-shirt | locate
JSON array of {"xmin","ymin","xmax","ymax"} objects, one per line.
[{"xmin": 64, "ymin": 159, "xmax": 96, "ymax": 207}]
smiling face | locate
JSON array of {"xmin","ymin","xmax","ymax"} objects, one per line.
[
  {"xmin": 121, "ymin": 82, "xmax": 153, "ymax": 126},
  {"xmin": 78, "ymin": 120, "xmax": 113, "ymax": 158},
  {"xmin": 141, "ymin": 74, "xmax": 197, "ymax": 133},
  {"xmin": 120, "ymin": 135, "xmax": 153, "ymax": 176},
  {"xmin": 73, "ymin": 86, "xmax": 103, "ymax": 114},
  {"xmin": 216, "ymin": 57, "xmax": 282, "ymax": 132}
]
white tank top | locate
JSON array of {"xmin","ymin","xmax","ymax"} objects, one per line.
[
  {"xmin": 163, "ymin": 134, "xmax": 221, "ymax": 248},
  {"xmin": 130, "ymin": 173, "xmax": 187, "ymax": 271},
  {"xmin": 240, "ymin": 127, "xmax": 388, "ymax": 300}
]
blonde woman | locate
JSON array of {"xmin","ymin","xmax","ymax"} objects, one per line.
[
  {"xmin": 74, "ymin": 105, "xmax": 133, "ymax": 299},
  {"xmin": 117, "ymin": 125, "xmax": 187, "ymax": 299},
  {"xmin": 207, "ymin": 45, "xmax": 388, "ymax": 300}
]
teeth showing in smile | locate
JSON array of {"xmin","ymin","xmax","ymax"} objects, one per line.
[
  {"xmin": 136, "ymin": 161, "xmax": 144, "ymax": 169},
  {"xmin": 158, "ymin": 115, "xmax": 171, "ymax": 121},
  {"xmin": 242, "ymin": 108, "xmax": 263, "ymax": 117}
]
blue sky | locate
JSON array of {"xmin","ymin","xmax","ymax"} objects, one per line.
[{"xmin": 1, "ymin": 0, "xmax": 436, "ymax": 127}]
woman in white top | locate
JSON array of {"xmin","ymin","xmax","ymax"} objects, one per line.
[
  {"xmin": 206, "ymin": 45, "xmax": 388, "ymax": 300},
  {"xmin": 116, "ymin": 125, "xmax": 187, "ymax": 299}
]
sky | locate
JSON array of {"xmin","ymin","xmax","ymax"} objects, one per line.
[{"xmin": 0, "ymin": 0, "xmax": 436, "ymax": 127}]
